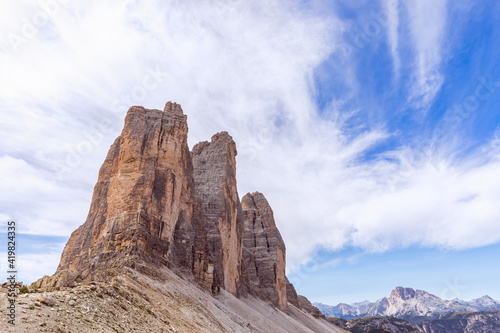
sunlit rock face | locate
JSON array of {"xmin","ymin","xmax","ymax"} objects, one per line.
[{"xmin": 56, "ymin": 103, "xmax": 195, "ymax": 280}]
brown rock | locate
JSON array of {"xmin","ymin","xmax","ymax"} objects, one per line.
[
  {"xmin": 32, "ymin": 270, "xmax": 80, "ymax": 290},
  {"xmin": 191, "ymin": 132, "xmax": 244, "ymax": 296},
  {"xmin": 49, "ymin": 103, "xmax": 196, "ymax": 284},
  {"xmin": 240, "ymin": 192, "xmax": 287, "ymax": 310}
]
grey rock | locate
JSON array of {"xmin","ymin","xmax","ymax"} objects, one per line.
[
  {"xmin": 286, "ymin": 277, "xmax": 302, "ymax": 309},
  {"xmin": 298, "ymin": 295, "xmax": 326, "ymax": 319},
  {"xmin": 421, "ymin": 309, "xmax": 500, "ymax": 333},
  {"xmin": 331, "ymin": 316, "xmax": 421, "ymax": 333},
  {"xmin": 37, "ymin": 294, "xmax": 55, "ymax": 307},
  {"xmin": 240, "ymin": 192, "xmax": 287, "ymax": 310},
  {"xmin": 316, "ymin": 287, "xmax": 500, "ymax": 323},
  {"xmin": 191, "ymin": 131, "xmax": 244, "ymax": 296}
]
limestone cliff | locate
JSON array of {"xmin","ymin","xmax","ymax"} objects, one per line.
[{"xmin": 32, "ymin": 102, "xmax": 317, "ymax": 314}]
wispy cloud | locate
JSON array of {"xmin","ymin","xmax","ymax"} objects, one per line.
[
  {"xmin": 405, "ymin": 0, "xmax": 448, "ymax": 109},
  {"xmin": 385, "ymin": 0, "xmax": 401, "ymax": 80}
]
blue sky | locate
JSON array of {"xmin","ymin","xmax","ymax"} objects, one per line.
[
  {"xmin": 1, "ymin": 0, "xmax": 500, "ymax": 306},
  {"xmin": 296, "ymin": 244, "xmax": 500, "ymax": 305},
  {"xmin": 297, "ymin": 0, "xmax": 500, "ymax": 304}
]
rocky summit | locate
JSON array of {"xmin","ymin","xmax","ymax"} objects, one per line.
[{"xmin": 3, "ymin": 102, "xmax": 344, "ymax": 333}]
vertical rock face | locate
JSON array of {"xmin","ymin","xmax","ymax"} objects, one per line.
[
  {"xmin": 191, "ymin": 132, "xmax": 243, "ymax": 296},
  {"xmin": 240, "ymin": 192, "xmax": 287, "ymax": 310},
  {"xmin": 44, "ymin": 101, "xmax": 304, "ymax": 312},
  {"xmin": 57, "ymin": 103, "xmax": 195, "ymax": 279}
]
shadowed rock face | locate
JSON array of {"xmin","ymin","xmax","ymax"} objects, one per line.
[
  {"xmin": 421, "ymin": 309, "xmax": 500, "ymax": 333},
  {"xmin": 191, "ymin": 132, "xmax": 244, "ymax": 295},
  {"xmin": 298, "ymin": 295, "xmax": 326, "ymax": 319},
  {"xmin": 240, "ymin": 192, "xmax": 287, "ymax": 310},
  {"xmin": 328, "ymin": 316, "xmax": 421, "ymax": 333},
  {"xmin": 286, "ymin": 277, "xmax": 302, "ymax": 309},
  {"xmin": 33, "ymin": 102, "xmax": 322, "ymax": 313}
]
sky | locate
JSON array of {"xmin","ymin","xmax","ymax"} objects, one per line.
[{"xmin": 1, "ymin": 0, "xmax": 500, "ymax": 306}]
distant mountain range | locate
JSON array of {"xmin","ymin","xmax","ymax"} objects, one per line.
[
  {"xmin": 328, "ymin": 310, "xmax": 500, "ymax": 333},
  {"xmin": 315, "ymin": 286, "xmax": 500, "ymax": 323}
]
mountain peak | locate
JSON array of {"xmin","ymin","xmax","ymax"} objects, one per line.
[
  {"xmin": 477, "ymin": 295, "xmax": 493, "ymax": 300},
  {"xmin": 390, "ymin": 286, "xmax": 416, "ymax": 300}
]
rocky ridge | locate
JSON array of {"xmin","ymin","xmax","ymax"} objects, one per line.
[
  {"xmin": 315, "ymin": 287, "xmax": 500, "ymax": 323},
  {"xmin": 326, "ymin": 310, "xmax": 500, "ymax": 333},
  {"xmin": 11, "ymin": 102, "xmax": 340, "ymax": 332},
  {"xmin": 420, "ymin": 309, "xmax": 500, "ymax": 333},
  {"xmin": 327, "ymin": 316, "xmax": 422, "ymax": 333}
]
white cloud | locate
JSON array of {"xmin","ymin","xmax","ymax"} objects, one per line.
[
  {"xmin": 0, "ymin": 0, "xmax": 341, "ymax": 270},
  {"xmin": 405, "ymin": 0, "xmax": 448, "ymax": 108},
  {"xmin": 1, "ymin": 0, "xmax": 499, "ymax": 281},
  {"xmin": 0, "ymin": 250, "xmax": 64, "ymax": 285},
  {"xmin": 0, "ymin": 156, "xmax": 91, "ymax": 236},
  {"xmin": 342, "ymin": 156, "xmax": 500, "ymax": 250},
  {"xmin": 273, "ymin": 141, "xmax": 500, "ymax": 271}
]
